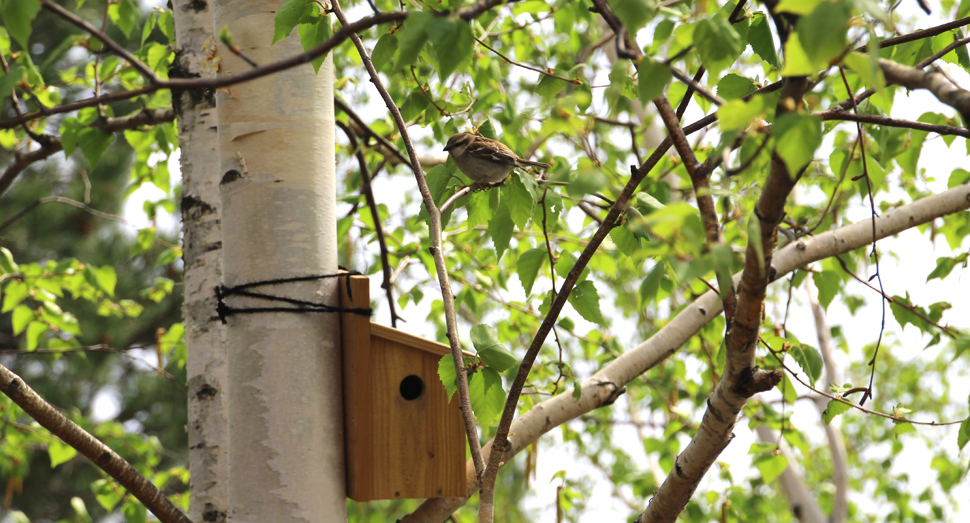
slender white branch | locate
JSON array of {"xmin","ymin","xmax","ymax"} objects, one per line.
[{"xmin": 403, "ymin": 181, "xmax": 970, "ymax": 522}]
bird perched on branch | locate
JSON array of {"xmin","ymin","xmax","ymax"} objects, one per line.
[{"xmin": 443, "ymin": 132, "xmax": 550, "ymax": 185}]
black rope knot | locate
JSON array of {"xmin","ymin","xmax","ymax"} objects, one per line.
[{"xmin": 214, "ymin": 270, "xmax": 373, "ymax": 324}]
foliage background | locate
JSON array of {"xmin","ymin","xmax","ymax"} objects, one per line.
[{"xmin": 1, "ymin": 0, "xmax": 969, "ymax": 521}]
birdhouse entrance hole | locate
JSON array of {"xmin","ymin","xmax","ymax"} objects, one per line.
[{"xmin": 399, "ymin": 375, "xmax": 424, "ymax": 401}]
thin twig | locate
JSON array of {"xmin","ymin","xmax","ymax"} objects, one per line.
[
  {"xmin": 833, "ymin": 255, "xmax": 960, "ymax": 339},
  {"xmin": 0, "ymin": 196, "xmax": 179, "ymax": 249},
  {"xmin": 473, "ymin": 35, "xmax": 582, "ymax": 84},
  {"xmin": 674, "ymin": 66, "xmax": 706, "ymax": 119},
  {"xmin": 330, "ymin": 0, "xmax": 486, "ymax": 485},
  {"xmin": 337, "ymin": 121, "xmax": 401, "ymax": 327},
  {"xmin": 334, "ymin": 96, "xmax": 411, "ymax": 166},
  {"xmin": 760, "ymin": 339, "xmax": 962, "ymax": 426},
  {"xmin": 838, "ymin": 67, "xmax": 886, "ymax": 407},
  {"xmin": 41, "ymin": 0, "xmax": 159, "ymax": 82}
]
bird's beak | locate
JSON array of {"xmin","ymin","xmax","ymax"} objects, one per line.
[{"xmin": 443, "ymin": 143, "xmax": 454, "ymax": 152}]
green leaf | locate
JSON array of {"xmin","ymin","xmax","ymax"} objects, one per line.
[
  {"xmin": 507, "ymin": 174, "xmax": 536, "ymax": 229},
  {"xmin": 158, "ymin": 9, "xmax": 175, "ymax": 42},
  {"xmin": 488, "ymin": 200, "xmax": 514, "ymax": 261},
  {"xmin": 92, "ymin": 478, "xmax": 124, "ymax": 511},
  {"xmin": 438, "ymin": 354, "xmax": 458, "ymax": 402},
  {"xmin": 843, "ymin": 52, "xmax": 883, "ymax": 90},
  {"xmin": 141, "ymin": 11, "xmax": 157, "ymax": 45},
  {"xmin": 108, "ymin": 0, "xmax": 140, "ymax": 39},
  {"xmin": 470, "ymin": 324, "xmax": 502, "ymax": 352},
  {"xmin": 780, "ymin": 34, "xmax": 817, "ymax": 77},
  {"xmin": 48, "ymin": 439, "xmax": 78, "ymax": 468},
  {"xmin": 773, "ymin": 113, "xmax": 821, "ymax": 174},
  {"xmin": 796, "ymin": 1, "xmax": 850, "ymax": 66},
  {"xmin": 77, "ymin": 128, "xmax": 114, "ymax": 167},
  {"xmin": 396, "ymin": 11, "xmax": 433, "ymax": 67},
  {"xmin": 716, "ymin": 73, "xmax": 757, "ymax": 100},
  {"xmin": 372, "ymin": 34, "xmax": 398, "ymax": 71},
  {"xmin": 958, "ymin": 417, "xmax": 970, "ymax": 450},
  {"xmin": 637, "ymin": 59, "xmax": 672, "ymax": 103},
  {"xmin": 0, "ymin": 246, "xmax": 18, "ymax": 273},
  {"xmin": 428, "ymin": 18, "xmax": 474, "ymax": 81},
  {"xmin": 694, "ymin": 15, "xmax": 744, "ymax": 76},
  {"xmin": 821, "ymin": 399, "xmax": 852, "ymax": 424},
  {"xmin": 400, "ymin": 90, "xmax": 430, "ymax": 122},
  {"xmin": 95, "ymin": 265, "xmax": 117, "ymax": 296},
  {"xmin": 777, "ymin": 0, "xmax": 822, "ymax": 14},
  {"xmin": 748, "ymin": 13, "xmax": 779, "ymax": 69},
  {"xmin": 274, "ymin": 0, "xmax": 311, "ymax": 44},
  {"xmin": 536, "ymin": 74, "xmax": 569, "ymax": 102},
  {"xmin": 517, "ymin": 247, "xmax": 547, "ymax": 295},
  {"xmin": 26, "ymin": 321, "xmax": 47, "ymax": 351},
  {"xmin": 756, "ymin": 453, "xmax": 789, "ymax": 484},
  {"xmin": 638, "ymin": 262, "xmax": 666, "ymax": 306},
  {"xmin": 812, "ymin": 270, "xmax": 840, "ymax": 310},
  {"xmin": 718, "ymin": 96, "xmax": 767, "ymax": 131},
  {"xmin": 70, "ymin": 496, "xmax": 90, "ymax": 521},
  {"xmin": 926, "ymin": 255, "xmax": 964, "ymax": 282},
  {"xmin": 608, "ymin": 0, "xmax": 656, "ymax": 34},
  {"xmin": 132, "ymin": 227, "xmax": 156, "ymax": 255},
  {"xmin": 12, "ymin": 304, "xmax": 32, "ymax": 335},
  {"xmin": 2, "ymin": 0, "xmax": 40, "ymax": 48},
  {"xmin": 776, "ymin": 371, "xmax": 797, "ymax": 404},
  {"xmin": 790, "ymin": 344, "xmax": 823, "ymax": 386},
  {"xmin": 298, "ymin": 15, "xmax": 333, "ymax": 73},
  {"xmin": 568, "ymin": 280, "xmax": 607, "ymax": 326},
  {"xmin": 0, "ymin": 63, "xmax": 23, "ymax": 99},
  {"xmin": 609, "ymin": 225, "xmax": 640, "ymax": 256},
  {"xmin": 465, "ymin": 191, "xmax": 492, "ymax": 228},
  {"xmin": 469, "ymin": 369, "xmax": 505, "ymax": 426},
  {"xmin": 121, "ymin": 501, "xmax": 148, "ymax": 523},
  {"xmin": 893, "ymin": 421, "xmax": 915, "ymax": 436}
]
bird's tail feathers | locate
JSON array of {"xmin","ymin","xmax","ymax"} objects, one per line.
[{"xmin": 518, "ymin": 159, "xmax": 551, "ymax": 170}]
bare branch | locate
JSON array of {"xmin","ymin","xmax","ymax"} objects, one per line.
[
  {"xmin": 0, "ymin": 108, "xmax": 175, "ymax": 198},
  {"xmin": 40, "ymin": 0, "xmax": 159, "ymax": 82},
  {"xmin": 404, "ymin": 181, "xmax": 970, "ymax": 523},
  {"xmin": 329, "ymin": 0, "xmax": 487, "ymax": 489},
  {"xmin": 0, "ymin": 364, "xmax": 192, "ymax": 523}
]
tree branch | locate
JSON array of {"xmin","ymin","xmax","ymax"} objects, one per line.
[
  {"xmin": 818, "ymin": 110, "xmax": 970, "ymax": 138},
  {"xmin": 329, "ymin": 0, "xmax": 487, "ymax": 492},
  {"xmin": 40, "ymin": 0, "xmax": 159, "ymax": 82},
  {"xmin": 0, "ymin": 364, "xmax": 192, "ymax": 523},
  {"xmin": 0, "ymin": 108, "xmax": 175, "ymax": 198},
  {"xmin": 336, "ymin": 121, "xmax": 401, "ymax": 328},
  {"xmin": 637, "ymin": 77, "xmax": 812, "ymax": 523},
  {"xmin": 877, "ymin": 58, "xmax": 970, "ymax": 117},
  {"xmin": 403, "ymin": 180, "xmax": 970, "ymax": 523}
]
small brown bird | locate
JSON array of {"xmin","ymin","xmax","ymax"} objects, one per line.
[{"xmin": 443, "ymin": 132, "xmax": 550, "ymax": 184}]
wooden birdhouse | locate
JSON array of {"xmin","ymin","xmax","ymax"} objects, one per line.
[{"xmin": 338, "ymin": 274, "xmax": 467, "ymax": 501}]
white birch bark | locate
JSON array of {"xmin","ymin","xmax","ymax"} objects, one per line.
[
  {"xmin": 173, "ymin": 1, "xmax": 227, "ymax": 521},
  {"xmin": 754, "ymin": 418, "xmax": 827, "ymax": 523},
  {"xmin": 807, "ymin": 279, "xmax": 849, "ymax": 523},
  {"xmin": 404, "ymin": 182, "xmax": 970, "ymax": 522},
  {"xmin": 213, "ymin": 1, "xmax": 345, "ymax": 521}
]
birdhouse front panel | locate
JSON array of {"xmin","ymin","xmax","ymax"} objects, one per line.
[
  {"xmin": 361, "ymin": 333, "xmax": 465, "ymax": 500},
  {"xmin": 339, "ymin": 274, "xmax": 467, "ymax": 502}
]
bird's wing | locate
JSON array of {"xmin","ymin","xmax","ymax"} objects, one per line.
[{"xmin": 466, "ymin": 139, "xmax": 520, "ymax": 167}]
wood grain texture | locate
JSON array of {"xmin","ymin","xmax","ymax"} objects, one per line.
[{"xmin": 340, "ymin": 274, "xmax": 467, "ymax": 501}]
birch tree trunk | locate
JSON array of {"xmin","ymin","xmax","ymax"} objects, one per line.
[
  {"xmin": 174, "ymin": 1, "xmax": 228, "ymax": 521},
  {"xmin": 213, "ymin": 1, "xmax": 345, "ymax": 521}
]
